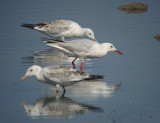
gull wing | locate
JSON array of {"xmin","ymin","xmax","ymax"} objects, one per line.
[
  {"xmin": 43, "ymin": 66, "xmax": 90, "ymax": 84},
  {"xmin": 35, "ymin": 21, "xmax": 71, "ymax": 34},
  {"xmin": 46, "ymin": 39, "xmax": 96, "ymax": 55}
]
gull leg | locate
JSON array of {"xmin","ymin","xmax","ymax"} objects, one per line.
[
  {"xmin": 56, "ymin": 86, "xmax": 58, "ymax": 94},
  {"xmin": 80, "ymin": 61, "xmax": 83, "ymax": 72},
  {"xmin": 80, "ymin": 59, "xmax": 84, "ymax": 72},
  {"xmin": 62, "ymin": 86, "xmax": 66, "ymax": 94},
  {"xmin": 72, "ymin": 57, "xmax": 77, "ymax": 69}
]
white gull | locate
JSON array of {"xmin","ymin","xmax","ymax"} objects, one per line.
[
  {"xmin": 43, "ymin": 39, "xmax": 123, "ymax": 72},
  {"xmin": 21, "ymin": 65, "xmax": 103, "ymax": 93},
  {"xmin": 21, "ymin": 20, "xmax": 96, "ymax": 41}
]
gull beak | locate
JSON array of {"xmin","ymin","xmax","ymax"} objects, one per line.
[
  {"xmin": 93, "ymin": 38, "xmax": 97, "ymax": 42},
  {"xmin": 114, "ymin": 50, "xmax": 123, "ymax": 55},
  {"xmin": 21, "ymin": 74, "xmax": 29, "ymax": 80}
]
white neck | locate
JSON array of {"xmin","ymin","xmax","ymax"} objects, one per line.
[
  {"xmin": 35, "ymin": 68, "xmax": 45, "ymax": 82},
  {"xmin": 90, "ymin": 43, "xmax": 109, "ymax": 58},
  {"xmin": 101, "ymin": 43, "xmax": 110, "ymax": 55},
  {"xmin": 81, "ymin": 28, "xmax": 89, "ymax": 36}
]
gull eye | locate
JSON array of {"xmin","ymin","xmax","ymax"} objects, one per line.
[
  {"xmin": 30, "ymin": 69, "xmax": 33, "ymax": 72},
  {"xmin": 110, "ymin": 46, "xmax": 113, "ymax": 48}
]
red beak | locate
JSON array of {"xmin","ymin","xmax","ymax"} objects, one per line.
[{"xmin": 114, "ymin": 50, "xmax": 123, "ymax": 55}]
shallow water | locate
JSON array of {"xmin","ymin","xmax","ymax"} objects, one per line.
[{"xmin": 1, "ymin": 0, "xmax": 160, "ymax": 122}]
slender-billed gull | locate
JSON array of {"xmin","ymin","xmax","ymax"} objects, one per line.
[
  {"xmin": 43, "ymin": 39, "xmax": 123, "ymax": 72},
  {"xmin": 21, "ymin": 65, "xmax": 103, "ymax": 93},
  {"xmin": 21, "ymin": 20, "xmax": 96, "ymax": 41}
]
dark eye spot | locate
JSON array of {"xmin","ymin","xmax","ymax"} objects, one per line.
[
  {"xmin": 110, "ymin": 46, "xmax": 113, "ymax": 48},
  {"xmin": 30, "ymin": 69, "xmax": 33, "ymax": 72}
]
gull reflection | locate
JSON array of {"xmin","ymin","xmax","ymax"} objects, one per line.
[
  {"xmin": 22, "ymin": 48, "xmax": 75, "ymax": 64},
  {"xmin": 46, "ymin": 79, "xmax": 119, "ymax": 100},
  {"xmin": 21, "ymin": 48, "xmax": 91, "ymax": 67},
  {"xmin": 20, "ymin": 94, "xmax": 103, "ymax": 119},
  {"xmin": 66, "ymin": 79, "xmax": 117, "ymax": 99}
]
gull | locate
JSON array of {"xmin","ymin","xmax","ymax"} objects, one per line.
[
  {"xmin": 43, "ymin": 39, "xmax": 123, "ymax": 72},
  {"xmin": 21, "ymin": 65, "xmax": 103, "ymax": 93},
  {"xmin": 21, "ymin": 20, "xmax": 96, "ymax": 41}
]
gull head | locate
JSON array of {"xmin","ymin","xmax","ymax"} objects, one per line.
[
  {"xmin": 105, "ymin": 43, "xmax": 123, "ymax": 55},
  {"xmin": 21, "ymin": 65, "xmax": 42, "ymax": 80},
  {"xmin": 84, "ymin": 28, "xmax": 96, "ymax": 41}
]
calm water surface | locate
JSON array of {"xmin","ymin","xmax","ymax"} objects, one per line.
[{"xmin": 1, "ymin": 0, "xmax": 160, "ymax": 123}]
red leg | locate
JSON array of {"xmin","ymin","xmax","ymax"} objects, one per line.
[
  {"xmin": 72, "ymin": 57, "xmax": 77, "ymax": 69},
  {"xmin": 80, "ymin": 61, "xmax": 83, "ymax": 72}
]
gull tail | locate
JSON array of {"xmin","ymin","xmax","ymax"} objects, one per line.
[
  {"xmin": 85, "ymin": 75, "xmax": 104, "ymax": 80},
  {"xmin": 20, "ymin": 23, "xmax": 46, "ymax": 29},
  {"xmin": 42, "ymin": 37, "xmax": 72, "ymax": 54}
]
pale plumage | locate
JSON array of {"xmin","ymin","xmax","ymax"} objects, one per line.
[
  {"xmin": 21, "ymin": 65, "xmax": 103, "ymax": 93},
  {"xmin": 21, "ymin": 20, "xmax": 96, "ymax": 41},
  {"xmin": 43, "ymin": 39, "xmax": 123, "ymax": 71}
]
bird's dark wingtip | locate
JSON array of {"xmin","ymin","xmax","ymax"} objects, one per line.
[
  {"xmin": 20, "ymin": 23, "xmax": 36, "ymax": 29},
  {"xmin": 40, "ymin": 37, "xmax": 66, "ymax": 43},
  {"xmin": 85, "ymin": 75, "xmax": 104, "ymax": 80}
]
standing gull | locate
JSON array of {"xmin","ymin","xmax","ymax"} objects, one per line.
[
  {"xmin": 21, "ymin": 65, "xmax": 103, "ymax": 93},
  {"xmin": 43, "ymin": 39, "xmax": 123, "ymax": 72},
  {"xmin": 21, "ymin": 20, "xmax": 96, "ymax": 41}
]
